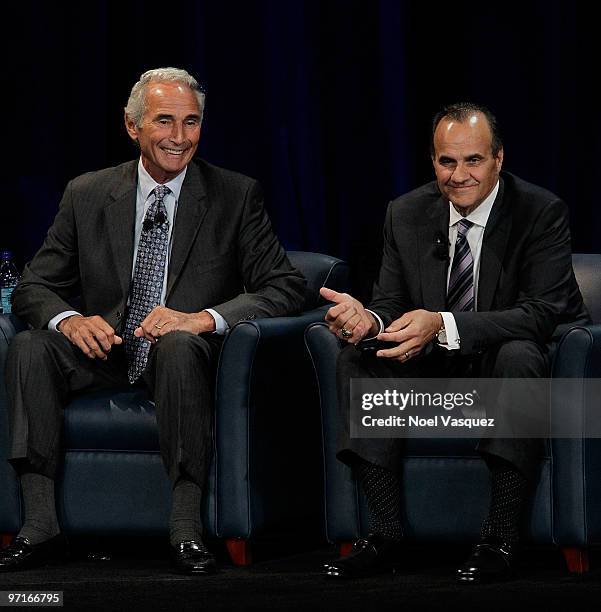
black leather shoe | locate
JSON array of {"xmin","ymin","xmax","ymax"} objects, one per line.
[
  {"xmin": 0, "ymin": 534, "xmax": 67, "ymax": 572},
  {"xmin": 323, "ymin": 534, "xmax": 397, "ymax": 578},
  {"xmin": 171, "ymin": 540, "xmax": 216, "ymax": 575},
  {"xmin": 456, "ymin": 536, "xmax": 516, "ymax": 583}
]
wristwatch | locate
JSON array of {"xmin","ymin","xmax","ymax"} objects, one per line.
[{"xmin": 436, "ymin": 321, "xmax": 447, "ymax": 345}]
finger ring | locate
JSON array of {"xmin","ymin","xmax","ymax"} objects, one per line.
[
  {"xmin": 154, "ymin": 323, "xmax": 163, "ymax": 330},
  {"xmin": 404, "ymin": 352, "xmax": 410, "ymax": 360},
  {"xmin": 341, "ymin": 327, "xmax": 353, "ymax": 339}
]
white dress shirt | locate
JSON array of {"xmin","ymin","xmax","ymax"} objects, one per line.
[{"xmin": 368, "ymin": 181, "xmax": 499, "ymax": 349}]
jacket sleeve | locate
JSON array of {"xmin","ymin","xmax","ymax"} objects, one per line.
[
  {"xmin": 209, "ymin": 181, "xmax": 307, "ymax": 325},
  {"xmin": 11, "ymin": 181, "xmax": 82, "ymax": 329},
  {"xmin": 367, "ymin": 201, "xmax": 414, "ymax": 327}
]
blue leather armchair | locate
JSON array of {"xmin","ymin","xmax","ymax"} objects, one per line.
[
  {"xmin": 305, "ymin": 253, "xmax": 600, "ymax": 573},
  {"xmin": 0, "ymin": 251, "xmax": 349, "ymax": 565}
]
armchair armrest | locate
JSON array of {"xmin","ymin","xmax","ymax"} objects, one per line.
[
  {"xmin": 304, "ymin": 322, "xmax": 362, "ymax": 542},
  {"xmin": 0, "ymin": 312, "xmax": 28, "ymax": 408},
  {"xmin": 552, "ymin": 324, "xmax": 601, "ymax": 379},
  {"xmin": 0, "ymin": 313, "xmax": 28, "ymax": 350},
  {"xmin": 0, "ymin": 315, "xmax": 28, "ymax": 533},
  {"xmin": 213, "ymin": 307, "xmax": 329, "ymax": 538},
  {"xmin": 551, "ymin": 324, "xmax": 601, "ymax": 437},
  {"xmin": 550, "ymin": 324, "xmax": 601, "ymax": 545},
  {"xmin": 231, "ymin": 306, "xmax": 331, "ymax": 342},
  {"xmin": 216, "ymin": 305, "xmax": 330, "ymax": 411}
]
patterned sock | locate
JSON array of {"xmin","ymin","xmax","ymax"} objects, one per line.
[
  {"xmin": 169, "ymin": 477, "xmax": 203, "ymax": 547},
  {"xmin": 355, "ymin": 460, "xmax": 403, "ymax": 541},
  {"xmin": 481, "ymin": 459, "xmax": 527, "ymax": 544},
  {"xmin": 18, "ymin": 472, "xmax": 60, "ymax": 545}
]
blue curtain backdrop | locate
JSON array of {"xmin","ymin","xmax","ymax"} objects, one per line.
[{"xmin": 6, "ymin": 0, "xmax": 600, "ymax": 301}]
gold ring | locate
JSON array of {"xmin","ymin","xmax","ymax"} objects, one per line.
[
  {"xmin": 154, "ymin": 323, "xmax": 163, "ymax": 330},
  {"xmin": 341, "ymin": 327, "xmax": 353, "ymax": 339}
]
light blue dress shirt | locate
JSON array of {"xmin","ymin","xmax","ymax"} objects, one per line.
[{"xmin": 49, "ymin": 159, "xmax": 228, "ymax": 334}]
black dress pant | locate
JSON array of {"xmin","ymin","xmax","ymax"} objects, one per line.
[
  {"xmin": 336, "ymin": 340, "xmax": 550, "ymax": 480},
  {"xmin": 5, "ymin": 329, "xmax": 221, "ymax": 487}
]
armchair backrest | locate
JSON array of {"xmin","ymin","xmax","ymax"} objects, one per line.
[
  {"xmin": 572, "ymin": 253, "xmax": 601, "ymax": 324},
  {"xmin": 287, "ymin": 251, "xmax": 349, "ymax": 310}
]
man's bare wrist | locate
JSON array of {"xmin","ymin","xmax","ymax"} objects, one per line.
[
  {"xmin": 197, "ymin": 311, "xmax": 216, "ymax": 333},
  {"xmin": 58, "ymin": 314, "xmax": 82, "ymax": 334}
]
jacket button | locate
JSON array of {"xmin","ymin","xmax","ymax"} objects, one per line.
[{"xmin": 116, "ymin": 311, "xmax": 122, "ymax": 319}]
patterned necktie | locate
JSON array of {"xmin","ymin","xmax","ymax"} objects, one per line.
[
  {"xmin": 124, "ymin": 185, "xmax": 171, "ymax": 383},
  {"xmin": 447, "ymin": 219, "xmax": 474, "ymax": 312}
]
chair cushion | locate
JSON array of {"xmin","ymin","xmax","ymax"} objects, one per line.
[{"xmin": 63, "ymin": 389, "xmax": 159, "ymax": 451}]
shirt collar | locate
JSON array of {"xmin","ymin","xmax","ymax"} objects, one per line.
[
  {"xmin": 448, "ymin": 180, "xmax": 499, "ymax": 229},
  {"xmin": 137, "ymin": 158, "xmax": 187, "ymax": 202}
]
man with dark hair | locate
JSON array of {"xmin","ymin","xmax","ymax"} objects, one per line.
[
  {"xmin": 0, "ymin": 67, "xmax": 305, "ymax": 574},
  {"xmin": 320, "ymin": 102, "xmax": 590, "ymax": 582}
]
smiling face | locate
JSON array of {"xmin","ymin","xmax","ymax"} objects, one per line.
[
  {"xmin": 432, "ymin": 112, "xmax": 503, "ymax": 216},
  {"xmin": 125, "ymin": 80, "xmax": 202, "ymax": 183}
]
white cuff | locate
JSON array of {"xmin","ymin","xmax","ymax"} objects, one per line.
[
  {"xmin": 438, "ymin": 312, "xmax": 461, "ymax": 350},
  {"xmin": 364, "ymin": 309, "xmax": 384, "ymax": 340},
  {"xmin": 205, "ymin": 309, "xmax": 229, "ymax": 335}
]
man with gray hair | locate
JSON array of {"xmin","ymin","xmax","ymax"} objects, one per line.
[{"xmin": 0, "ymin": 67, "xmax": 305, "ymax": 574}]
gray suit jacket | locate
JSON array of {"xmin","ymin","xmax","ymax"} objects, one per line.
[
  {"xmin": 369, "ymin": 172, "xmax": 590, "ymax": 355},
  {"xmin": 12, "ymin": 159, "xmax": 306, "ymax": 331}
]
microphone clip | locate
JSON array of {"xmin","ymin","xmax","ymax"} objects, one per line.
[{"xmin": 434, "ymin": 232, "xmax": 450, "ymax": 261}]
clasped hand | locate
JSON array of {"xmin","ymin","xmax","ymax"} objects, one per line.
[
  {"xmin": 58, "ymin": 315, "xmax": 122, "ymax": 360},
  {"xmin": 320, "ymin": 286, "xmax": 441, "ymax": 361},
  {"xmin": 375, "ymin": 309, "xmax": 442, "ymax": 361},
  {"xmin": 59, "ymin": 307, "xmax": 215, "ymax": 359},
  {"xmin": 133, "ymin": 306, "xmax": 215, "ymax": 343}
]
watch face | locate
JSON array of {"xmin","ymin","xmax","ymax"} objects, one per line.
[{"xmin": 437, "ymin": 328, "xmax": 447, "ymax": 344}]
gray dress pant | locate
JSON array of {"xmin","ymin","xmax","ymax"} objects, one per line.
[{"xmin": 5, "ymin": 329, "xmax": 221, "ymax": 487}]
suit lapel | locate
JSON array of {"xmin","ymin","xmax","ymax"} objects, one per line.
[
  {"xmin": 418, "ymin": 197, "xmax": 449, "ymax": 311},
  {"xmin": 166, "ymin": 162, "xmax": 209, "ymax": 301},
  {"xmin": 105, "ymin": 162, "xmax": 137, "ymax": 300},
  {"xmin": 478, "ymin": 177, "xmax": 511, "ymax": 312}
]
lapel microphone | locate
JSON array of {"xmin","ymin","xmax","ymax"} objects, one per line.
[
  {"xmin": 142, "ymin": 210, "xmax": 167, "ymax": 233},
  {"xmin": 434, "ymin": 231, "xmax": 450, "ymax": 260}
]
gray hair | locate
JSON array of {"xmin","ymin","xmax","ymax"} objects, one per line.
[{"xmin": 125, "ymin": 67, "xmax": 206, "ymax": 127}]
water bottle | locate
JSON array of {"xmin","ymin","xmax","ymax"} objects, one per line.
[{"xmin": 0, "ymin": 250, "xmax": 20, "ymax": 314}]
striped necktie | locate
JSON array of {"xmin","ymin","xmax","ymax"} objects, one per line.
[
  {"xmin": 124, "ymin": 185, "xmax": 170, "ymax": 383},
  {"xmin": 447, "ymin": 219, "xmax": 474, "ymax": 312}
]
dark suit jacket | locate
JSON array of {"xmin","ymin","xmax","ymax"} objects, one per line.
[
  {"xmin": 369, "ymin": 172, "xmax": 590, "ymax": 355},
  {"xmin": 12, "ymin": 159, "xmax": 306, "ymax": 331}
]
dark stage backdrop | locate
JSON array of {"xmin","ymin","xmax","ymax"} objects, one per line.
[{"xmin": 6, "ymin": 0, "xmax": 600, "ymax": 301}]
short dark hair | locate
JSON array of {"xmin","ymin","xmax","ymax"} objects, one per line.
[{"xmin": 430, "ymin": 102, "xmax": 503, "ymax": 157}]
